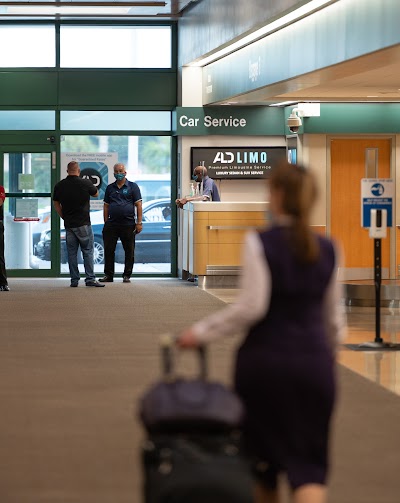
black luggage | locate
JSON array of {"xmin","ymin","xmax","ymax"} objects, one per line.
[
  {"xmin": 139, "ymin": 337, "xmax": 244, "ymax": 435},
  {"xmin": 142, "ymin": 434, "xmax": 253, "ymax": 503},
  {"xmin": 138, "ymin": 336, "xmax": 253, "ymax": 503}
]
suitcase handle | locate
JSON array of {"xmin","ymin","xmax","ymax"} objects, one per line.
[{"xmin": 160, "ymin": 334, "xmax": 207, "ymax": 380}]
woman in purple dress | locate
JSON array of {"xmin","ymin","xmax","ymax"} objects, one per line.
[{"xmin": 177, "ymin": 161, "xmax": 345, "ymax": 503}]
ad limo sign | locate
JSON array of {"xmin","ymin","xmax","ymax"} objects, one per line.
[{"xmin": 191, "ymin": 147, "xmax": 287, "ymax": 179}]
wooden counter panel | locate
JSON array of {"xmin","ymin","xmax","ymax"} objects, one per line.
[
  {"xmin": 193, "ymin": 212, "xmax": 209, "ymax": 221},
  {"xmin": 192, "ymin": 244, "xmax": 208, "ymax": 275},
  {"xmin": 208, "ymin": 211, "xmax": 266, "ymax": 221},
  {"xmin": 208, "ymin": 244, "xmax": 243, "ymax": 266},
  {"xmin": 187, "ymin": 209, "xmax": 268, "ymax": 275},
  {"xmin": 194, "ymin": 221, "xmax": 210, "ymax": 244},
  {"xmin": 208, "ymin": 228, "xmax": 253, "ymax": 244}
]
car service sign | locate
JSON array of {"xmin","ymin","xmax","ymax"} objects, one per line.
[{"xmin": 361, "ymin": 178, "xmax": 393, "ymax": 227}]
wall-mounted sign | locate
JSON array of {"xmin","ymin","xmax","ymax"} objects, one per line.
[
  {"xmin": 191, "ymin": 146, "xmax": 287, "ymax": 179},
  {"xmin": 18, "ymin": 174, "xmax": 35, "ymax": 191},
  {"xmin": 61, "ymin": 152, "xmax": 118, "ymax": 211},
  {"xmin": 361, "ymin": 178, "xmax": 393, "ymax": 227},
  {"xmin": 174, "ymin": 107, "xmax": 285, "ymax": 136},
  {"xmin": 14, "ymin": 198, "xmax": 39, "ymax": 221}
]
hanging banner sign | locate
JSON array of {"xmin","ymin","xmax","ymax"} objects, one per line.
[
  {"xmin": 361, "ymin": 178, "xmax": 393, "ymax": 227},
  {"xmin": 191, "ymin": 146, "xmax": 287, "ymax": 179}
]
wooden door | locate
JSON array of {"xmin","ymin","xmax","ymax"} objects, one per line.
[{"xmin": 330, "ymin": 138, "xmax": 391, "ymax": 280}]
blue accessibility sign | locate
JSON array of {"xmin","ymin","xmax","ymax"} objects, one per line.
[{"xmin": 361, "ymin": 179, "xmax": 393, "ymax": 227}]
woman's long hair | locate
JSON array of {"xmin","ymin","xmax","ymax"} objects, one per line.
[{"xmin": 269, "ymin": 161, "xmax": 319, "ymax": 263}]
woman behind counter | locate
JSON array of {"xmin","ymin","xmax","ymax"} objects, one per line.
[{"xmin": 177, "ymin": 161, "xmax": 345, "ymax": 503}]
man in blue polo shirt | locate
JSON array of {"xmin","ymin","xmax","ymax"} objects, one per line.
[{"xmin": 99, "ymin": 163, "xmax": 143, "ymax": 283}]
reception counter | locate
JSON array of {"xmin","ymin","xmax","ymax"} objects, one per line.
[{"xmin": 182, "ymin": 201, "xmax": 269, "ymax": 287}]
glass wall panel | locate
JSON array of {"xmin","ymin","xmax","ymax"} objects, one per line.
[
  {"xmin": 3, "ymin": 152, "xmax": 53, "ymax": 271},
  {"xmin": 0, "ymin": 111, "xmax": 55, "ymax": 130},
  {"xmin": 4, "ymin": 196, "xmax": 52, "ymax": 271},
  {"xmin": 60, "ymin": 135, "xmax": 172, "ymax": 274},
  {"xmin": 60, "ymin": 26, "xmax": 171, "ymax": 68},
  {"xmin": 0, "ymin": 25, "xmax": 55, "ymax": 67},
  {"xmin": 60, "ymin": 111, "xmax": 171, "ymax": 131}
]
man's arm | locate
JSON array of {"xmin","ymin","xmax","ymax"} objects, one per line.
[
  {"xmin": 175, "ymin": 194, "xmax": 208, "ymax": 208},
  {"xmin": 135, "ymin": 200, "xmax": 143, "ymax": 234},
  {"xmin": 53, "ymin": 200, "xmax": 63, "ymax": 219},
  {"xmin": 103, "ymin": 202, "xmax": 109, "ymax": 223}
]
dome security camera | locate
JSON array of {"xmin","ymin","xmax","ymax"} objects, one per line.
[{"xmin": 287, "ymin": 110, "xmax": 302, "ymax": 133}]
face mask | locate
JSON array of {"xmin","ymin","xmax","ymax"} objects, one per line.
[
  {"xmin": 192, "ymin": 174, "xmax": 198, "ymax": 182},
  {"xmin": 114, "ymin": 173, "xmax": 125, "ymax": 181}
]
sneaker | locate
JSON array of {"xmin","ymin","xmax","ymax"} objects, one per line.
[
  {"xmin": 99, "ymin": 276, "xmax": 113, "ymax": 283},
  {"xmin": 70, "ymin": 283, "xmax": 79, "ymax": 288},
  {"xmin": 86, "ymin": 281, "xmax": 105, "ymax": 288},
  {"xmin": 0, "ymin": 285, "xmax": 10, "ymax": 291},
  {"xmin": 123, "ymin": 276, "xmax": 131, "ymax": 283}
]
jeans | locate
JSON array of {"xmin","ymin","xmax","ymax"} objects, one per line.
[
  {"xmin": 65, "ymin": 224, "xmax": 95, "ymax": 285},
  {"xmin": 0, "ymin": 221, "xmax": 8, "ymax": 286},
  {"xmin": 102, "ymin": 222, "xmax": 136, "ymax": 278}
]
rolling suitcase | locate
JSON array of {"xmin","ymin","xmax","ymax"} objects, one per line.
[
  {"xmin": 138, "ymin": 336, "xmax": 253, "ymax": 503},
  {"xmin": 139, "ymin": 336, "xmax": 244, "ymax": 435}
]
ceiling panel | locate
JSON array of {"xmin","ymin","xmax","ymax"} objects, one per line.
[{"xmin": 213, "ymin": 45, "xmax": 400, "ymax": 106}]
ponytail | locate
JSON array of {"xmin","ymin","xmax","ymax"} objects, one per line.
[{"xmin": 269, "ymin": 162, "xmax": 319, "ymax": 263}]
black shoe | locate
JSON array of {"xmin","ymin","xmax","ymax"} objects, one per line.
[
  {"xmin": 86, "ymin": 281, "xmax": 105, "ymax": 287},
  {"xmin": 123, "ymin": 276, "xmax": 131, "ymax": 283},
  {"xmin": 99, "ymin": 276, "xmax": 113, "ymax": 283},
  {"xmin": 0, "ymin": 285, "xmax": 10, "ymax": 291},
  {"xmin": 70, "ymin": 282, "xmax": 78, "ymax": 288}
]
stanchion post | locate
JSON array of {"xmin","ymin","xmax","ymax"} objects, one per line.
[{"xmin": 374, "ymin": 237, "xmax": 383, "ymax": 343}]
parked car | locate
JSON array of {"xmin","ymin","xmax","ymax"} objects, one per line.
[
  {"xmin": 34, "ymin": 198, "xmax": 172, "ymax": 264},
  {"xmin": 134, "ymin": 174, "xmax": 171, "ymax": 203}
]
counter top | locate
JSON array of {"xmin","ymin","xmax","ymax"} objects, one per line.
[{"xmin": 185, "ymin": 201, "xmax": 268, "ymax": 212}]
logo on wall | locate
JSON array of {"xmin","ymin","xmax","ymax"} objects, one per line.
[
  {"xmin": 191, "ymin": 147, "xmax": 287, "ymax": 179},
  {"xmin": 79, "ymin": 163, "xmax": 108, "ymax": 199}
]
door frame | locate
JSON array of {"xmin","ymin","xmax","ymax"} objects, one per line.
[
  {"xmin": 0, "ymin": 143, "xmax": 59, "ymax": 277},
  {"xmin": 327, "ymin": 134, "xmax": 397, "ymax": 280}
]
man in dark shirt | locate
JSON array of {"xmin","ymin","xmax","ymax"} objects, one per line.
[
  {"xmin": 99, "ymin": 163, "xmax": 142, "ymax": 283},
  {"xmin": 53, "ymin": 161, "xmax": 105, "ymax": 288},
  {"xmin": 0, "ymin": 184, "xmax": 9, "ymax": 291}
]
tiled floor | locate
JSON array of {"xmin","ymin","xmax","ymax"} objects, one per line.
[{"xmin": 205, "ymin": 287, "xmax": 400, "ymax": 397}]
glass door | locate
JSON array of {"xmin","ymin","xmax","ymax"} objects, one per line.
[{"xmin": 0, "ymin": 147, "xmax": 57, "ymax": 275}]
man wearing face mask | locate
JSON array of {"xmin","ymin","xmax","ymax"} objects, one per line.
[
  {"xmin": 175, "ymin": 166, "xmax": 220, "ymax": 209},
  {"xmin": 99, "ymin": 163, "xmax": 142, "ymax": 283}
]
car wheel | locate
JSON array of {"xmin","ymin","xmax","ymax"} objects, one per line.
[{"xmin": 94, "ymin": 238, "xmax": 105, "ymax": 265}]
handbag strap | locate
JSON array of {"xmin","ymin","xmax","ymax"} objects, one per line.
[{"xmin": 160, "ymin": 334, "xmax": 207, "ymax": 380}]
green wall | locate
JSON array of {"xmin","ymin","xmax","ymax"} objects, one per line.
[{"xmin": 0, "ymin": 69, "xmax": 177, "ymax": 109}]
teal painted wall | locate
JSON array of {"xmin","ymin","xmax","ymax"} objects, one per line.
[{"xmin": 299, "ymin": 104, "xmax": 400, "ymax": 134}]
